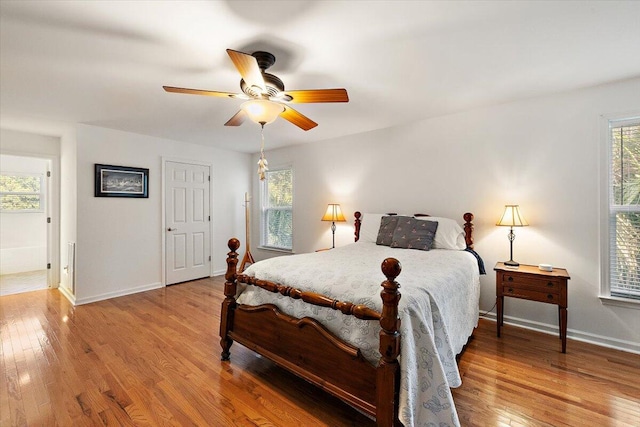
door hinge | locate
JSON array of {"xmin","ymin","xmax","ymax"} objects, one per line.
[
  {"xmin": 47, "ymin": 263, "xmax": 51, "ymax": 269},
  {"xmin": 208, "ymin": 175, "xmax": 211, "ymax": 181},
  {"xmin": 47, "ymin": 217, "xmax": 51, "ymax": 224},
  {"xmin": 208, "ymin": 215, "xmax": 211, "ymax": 221},
  {"xmin": 47, "ymin": 171, "xmax": 51, "ymax": 178},
  {"xmin": 208, "ymin": 255, "xmax": 211, "ymax": 261}
]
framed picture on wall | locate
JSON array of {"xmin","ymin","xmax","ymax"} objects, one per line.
[{"xmin": 94, "ymin": 164, "xmax": 149, "ymax": 198}]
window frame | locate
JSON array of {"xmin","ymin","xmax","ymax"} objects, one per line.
[
  {"xmin": 259, "ymin": 164, "xmax": 294, "ymax": 252},
  {"xmin": 599, "ymin": 113, "xmax": 640, "ymax": 309},
  {"xmin": 0, "ymin": 171, "xmax": 45, "ymax": 213}
]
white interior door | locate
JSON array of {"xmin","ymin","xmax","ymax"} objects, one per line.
[{"xmin": 165, "ymin": 161, "xmax": 211, "ymax": 285}]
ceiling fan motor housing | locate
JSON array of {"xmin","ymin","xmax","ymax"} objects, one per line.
[
  {"xmin": 252, "ymin": 51, "xmax": 276, "ymax": 71},
  {"xmin": 238, "ymin": 51, "xmax": 287, "ymax": 98},
  {"xmin": 240, "ymin": 72, "xmax": 284, "ymax": 98}
]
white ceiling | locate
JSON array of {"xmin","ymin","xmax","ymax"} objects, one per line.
[{"xmin": 1, "ymin": 1, "xmax": 639, "ymax": 153}]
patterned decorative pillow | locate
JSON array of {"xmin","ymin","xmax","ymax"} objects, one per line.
[
  {"xmin": 390, "ymin": 216, "xmax": 439, "ymax": 251},
  {"xmin": 414, "ymin": 216, "xmax": 466, "ymax": 250},
  {"xmin": 376, "ymin": 215, "xmax": 401, "ymax": 246}
]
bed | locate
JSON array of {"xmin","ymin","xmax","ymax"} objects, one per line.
[{"xmin": 220, "ymin": 212, "xmax": 481, "ymax": 427}]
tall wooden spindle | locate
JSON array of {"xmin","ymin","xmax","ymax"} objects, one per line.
[
  {"xmin": 239, "ymin": 192, "xmax": 255, "ymax": 272},
  {"xmin": 220, "ymin": 238, "xmax": 240, "ymax": 360},
  {"xmin": 463, "ymin": 212, "xmax": 474, "ymax": 249},
  {"xmin": 377, "ymin": 257, "xmax": 402, "ymax": 426}
]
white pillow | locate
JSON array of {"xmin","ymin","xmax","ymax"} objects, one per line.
[
  {"xmin": 415, "ymin": 216, "xmax": 466, "ymax": 250},
  {"xmin": 358, "ymin": 213, "xmax": 385, "ymax": 243}
]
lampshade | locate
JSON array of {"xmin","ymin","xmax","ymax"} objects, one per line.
[
  {"xmin": 321, "ymin": 204, "xmax": 346, "ymax": 222},
  {"xmin": 496, "ymin": 205, "xmax": 529, "ymax": 227},
  {"xmin": 241, "ymin": 99, "xmax": 285, "ymax": 125}
]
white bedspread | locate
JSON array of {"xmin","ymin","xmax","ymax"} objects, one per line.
[{"xmin": 238, "ymin": 241, "xmax": 480, "ymax": 427}]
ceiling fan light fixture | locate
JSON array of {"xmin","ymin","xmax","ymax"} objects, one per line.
[{"xmin": 241, "ymin": 99, "xmax": 285, "ymax": 125}]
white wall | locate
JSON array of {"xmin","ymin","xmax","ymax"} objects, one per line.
[
  {"xmin": 74, "ymin": 125, "xmax": 251, "ymax": 304},
  {"xmin": 251, "ymin": 77, "xmax": 640, "ymax": 353},
  {"xmin": 59, "ymin": 130, "xmax": 77, "ymax": 294},
  {"xmin": 0, "ymin": 128, "xmax": 60, "ymax": 157},
  {"xmin": 0, "ymin": 155, "xmax": 48, "ymax": 274}
]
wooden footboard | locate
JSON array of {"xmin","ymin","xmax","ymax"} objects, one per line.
[{"xmin": 220, "ymin": 238, "xmax": 402, "ymax": 426}]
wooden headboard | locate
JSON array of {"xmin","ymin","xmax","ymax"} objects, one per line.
[{"xmin": 353, "ymin": 211, "xmax": 475, "ymax": 249}]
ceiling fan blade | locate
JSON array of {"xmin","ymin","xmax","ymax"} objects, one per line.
[
  {"xmin": 281, "ymin": 89, "xmax": 349, "ymax": 103},
  {"xmin": 224, "ymin": 110, "xmax": 247, "ymax": 127},
  {"xmin": 226, "ymin": 49, "xmax": 266, "ymax": 93},
  {"xmin": 280, "ymin": 106, "xmax": 318, "ymax": 131},
  {"xmin": 163, "ymin": 86, "xmax": 244, "ymax": 98}
]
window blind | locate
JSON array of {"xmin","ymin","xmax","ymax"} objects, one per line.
[{"xmin": 609, "ymin": 122, "xmax": 640, "ymax": 300}]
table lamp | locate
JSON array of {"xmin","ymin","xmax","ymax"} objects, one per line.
[
  {"xmin": 496, "ymin": 204, "xmax": 529, "ymax": 267},
  {"xmin": 321, "ymin": 203, "xmax": 346, "ymax": 249}
]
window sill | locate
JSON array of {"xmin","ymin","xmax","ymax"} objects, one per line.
[
  {"xmin": 257, "ymin": 246, "xmax": 294, "ymax": 254},
  {"xmin": 599, "ymin": 295, "xmax": 640, "ymax": 310}
]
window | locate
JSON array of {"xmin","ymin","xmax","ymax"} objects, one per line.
[
  {"xmin": 0, "ymin": 173, "xmax": 44, "ymax": 212},
  {"xmin": 260, "ymin": 167, "xmax": 293, "ymax": 251},
  {"xmin": 602, "ymin": 116, "xmax": 640, "ymax": 303}
]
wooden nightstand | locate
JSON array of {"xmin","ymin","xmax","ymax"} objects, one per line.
[{"xmin": 494, "ymin": 262, "xmax": 571, "ymax": 353}]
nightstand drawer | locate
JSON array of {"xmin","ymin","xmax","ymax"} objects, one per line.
[
  {"xmin": 499, "ymin": 273, "xmax": 561, "ymax": 291},
  {"xmin": 502, "ymin": 286, "xmax": 559, "ymax": 304}
]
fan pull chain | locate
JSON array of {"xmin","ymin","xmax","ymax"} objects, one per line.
[{"xmin": 257, "ymin": 123, "xmax": 269, "ymax": 181}]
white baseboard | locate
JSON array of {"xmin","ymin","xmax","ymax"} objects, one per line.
[
  {"xmin": 58, "ymin": 284, "xmax": 76, "ymax": 305},
  {"xmin": 481, "ymin": 312, "xmax": 640, "ymax": 355},
  {"xmin": 212, "ymin": 269, "xmax": 226, "ymax": 276},
  {"xmin": 73, "ymin": 282, "xmax": 163, "ymax": 306}
]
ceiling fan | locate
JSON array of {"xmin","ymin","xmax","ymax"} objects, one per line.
[{"xmin": 163, "ymin": 49, "xmax": 349, "ymax": 131}]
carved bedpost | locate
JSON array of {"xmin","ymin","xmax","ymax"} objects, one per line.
[
  {"xmin": 354, "ymin": 211, "xmax": 362, "ymax": 242},
  {"xmin": 377, "ymin": 258, "xmax": 401, "ymax": 427},
  {"xmin": 220, "ymin": 238, "xmax": 240, "ymax": 361},
  {"xmin": 463, "ymin": 212, "xmax": 474, "ymax": 249}
]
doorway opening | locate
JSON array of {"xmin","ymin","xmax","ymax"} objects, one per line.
[{"xmin": 0, "ymin": 154, "xmax": 51, "ymax": 296}]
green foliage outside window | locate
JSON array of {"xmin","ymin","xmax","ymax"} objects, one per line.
[
  {"xmin": 262, "ymin": 168, "xmax": 293, "ymax": 250},
  {"xmin": 0, "ymin": 174, "xmax": 43, "ymax": 211},
  {"xmin": 611, "ymin": 125, "xmax": 640, "ymax": 205}
]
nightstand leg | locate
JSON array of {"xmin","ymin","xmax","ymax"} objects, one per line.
[
  {"xmin": 496, "ymin": 296, "xmax": 503, "ymax": 337},
  {"xmin": 559, "ymin": 306, "xmax": 567, "ymax": 353}
]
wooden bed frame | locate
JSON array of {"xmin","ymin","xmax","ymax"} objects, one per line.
[{"xmin": 220, "ymin": 212, "xmax": 475, "ymax": 427}]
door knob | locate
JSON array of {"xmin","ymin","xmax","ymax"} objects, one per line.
[{"xmin": 167, "ymin": 227, "xmax": 177, "ymax": 231}]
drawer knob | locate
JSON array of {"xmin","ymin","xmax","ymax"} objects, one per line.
[
  {"xmin": 547, "ymin": 294, "xmax": 554, "ymax": 300},
  {"xmin": 508, "ymin": 288, "xmax": 514, "ymax": 293},
  {"xmin": 547, "ymin": 282, "xmax": 554, "ymax": 287},
  {"xmin": 507, "ymin": 276, "xmax": 514, "ymax": 282}
]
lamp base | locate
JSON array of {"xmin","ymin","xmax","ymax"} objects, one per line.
[{"xmin": 504, "ymin": 260, "xmax": 520, "ymax": 267}]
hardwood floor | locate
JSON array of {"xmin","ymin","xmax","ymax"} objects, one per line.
[
  {"xmin": 454, "ymin": 318, "xmax": 640, "ymax": 426},
  {"xmin": 1, "ymin": 276, "xmax": 638, "ymax": 426}
]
